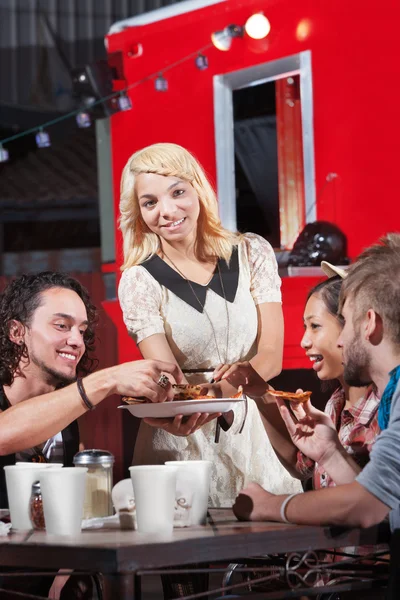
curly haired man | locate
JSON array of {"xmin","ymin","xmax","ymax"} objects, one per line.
[{"xmin": 0, "ymin": 271, "xmax": 182, "ymax": 598}]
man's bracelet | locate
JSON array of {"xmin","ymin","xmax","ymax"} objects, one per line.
[
  {"xmin": 77, "ymin": 377, "xmax": 95, "ymax": 411},
  {"xmin": 280, "ymin": 493, "xmax": 300, "ymax": 524}
]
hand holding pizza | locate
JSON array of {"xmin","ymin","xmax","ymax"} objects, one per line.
[
  {"xmin": 212, "ymin": 361, "xmax": 269, "ymax": 397},
  {"xmin": 274, "ymin": 389, "xmax": 343, "ymax": 466}
]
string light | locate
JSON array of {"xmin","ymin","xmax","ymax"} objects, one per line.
[
  {"xmin": 76, "ymin": 111, "xmax": 92, "ymax": 128},
  {"xmin": 0, "ymin": 26, "xmax": 263, "ymax": 155},
  {"xmin": 0, "ymin": 144, "xmax": 9, "ymax": 163},
  {"xmin": 35, "ymin": 129, "xmax": 51, "ymax": 148},
  {"xmin": 154, "ymin": 74, "xmax": 168, "ymax": 92},
  {"xmin": 195, "ymin": 54, "xmax": 209, "ymax": 70},
  {"xmin": 117, "ymin": 92, "xmax": 132, "ymax": 111},
  {"xmin": 0, "ymin": 43, "xmax": 218, "ymax": 152}
]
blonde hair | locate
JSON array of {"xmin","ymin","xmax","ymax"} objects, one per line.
[{"xmin": 119, "ymin": 143, "xmax": 240, "ymax": 269}]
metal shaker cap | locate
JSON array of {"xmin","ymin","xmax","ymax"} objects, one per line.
[
  {"xmin": 31, "ymin": 480, "xmax": 41, "ymax": 494},
  {"xmin": 73, "ymin": 449, "xmax": 115, "ymax": 466}
]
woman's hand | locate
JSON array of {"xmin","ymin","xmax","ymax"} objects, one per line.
[
  {"xmin": 212, "ymin": 361, "xmax": 268, "ymax": 397},
  {"xmin": 275, "ymin": 390, "xmax": 342, "ymax": 465},
  {"xmin": 144, "ymin": 412, "xmax": 221, "ymax": 436}
]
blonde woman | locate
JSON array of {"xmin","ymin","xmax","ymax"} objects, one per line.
[{"xmin": 118, "ymin": 143, "xmax": 301, "ymax": 507}]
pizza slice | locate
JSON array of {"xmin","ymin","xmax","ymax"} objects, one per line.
[
  {"xmin": 122, "ymin": 383, "xmax": 245, "ymax": 405},
  {"xmin": 122, "ymin": 384, "xmax": 216, "ymax": 405},
  {"xmin": 172, "ymin": 384, "xmax": 216, "ymax": 400},
  {"xmin": 172, "ymin": 384, "xmax": 244, "ymax": 400},
  {"xmin": 267, "ymin": 389, "xmax": 312, "ymax": 404},
  {"xmin": 122, "ymin": 396, "xmax": 149, "ymax": 405}
]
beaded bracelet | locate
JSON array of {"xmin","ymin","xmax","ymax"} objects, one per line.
[{"xmin": 77, "ymin": 377, "xmax": 95, "ymax": 411}]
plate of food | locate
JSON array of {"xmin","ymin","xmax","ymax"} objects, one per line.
[{"xmin": 118, "ymin": 384, "xmax": 245, "ymax": 418}]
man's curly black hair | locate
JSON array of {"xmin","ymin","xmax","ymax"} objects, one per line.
[{"xmin": 0, "ymin": 272, "xmax": 98, "ymax": 386}]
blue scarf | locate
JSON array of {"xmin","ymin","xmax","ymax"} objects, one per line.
[{"xmin": 377, "ymin": 365, "xmax": 400, "ymax": 430}]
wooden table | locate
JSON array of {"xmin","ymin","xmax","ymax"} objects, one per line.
[{"xmin": 0, "ymin": 509, "xmax": 390, "ymax": 599}]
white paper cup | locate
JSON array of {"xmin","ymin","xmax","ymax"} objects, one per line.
[
  {"xmin": 129, "ymin": 465, "xmax": 177, "ymax": 534},
  {"xmin": 4, "ymin": 464, "xmax": 56, "ymax": 530},
  {"xmin": 165, "ymin": 460, "xmax": 211, "ymax": 525},
  {"xmin": 39, "ymin": 467, "xmax": 87, "ymax": 536}
]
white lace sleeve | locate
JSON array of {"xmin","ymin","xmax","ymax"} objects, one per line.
[
  {"xmin": 118, "ymin": 267, "xmax": 165, "ymax": 344},
  {"xmin": 244, "ymin": 233, "xmax": 282, "ymax": 305}
]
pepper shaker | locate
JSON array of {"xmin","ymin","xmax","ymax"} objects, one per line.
[{"xmin": 30, "ymin": 480, "xmax": 45, "ymax": 530}]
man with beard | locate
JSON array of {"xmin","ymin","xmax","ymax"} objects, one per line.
[
  {"xmin": 233, "ymin": 233, "xmax": 400, "ymax": 533},
  {"xmin": 0, "ymin": 271, "xmax": 184, "ymax": 599}
]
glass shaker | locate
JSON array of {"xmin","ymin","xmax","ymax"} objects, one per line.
[
  {"xmin": 30, "ymin": 480, "xmax": 45, "ymax": 530},
  {"xmin": 73, "ymin": 449, "xmax": 114, "ymax": 519}
]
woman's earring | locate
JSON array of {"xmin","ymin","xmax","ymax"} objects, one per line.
[{"xmin": 18, "ymin": 340, "xmax": 23, "ymax": 345}]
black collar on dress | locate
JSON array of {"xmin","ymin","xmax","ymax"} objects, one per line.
[{"xmin": 141, "ymin": 247, "xmax": 239, "ymax": 313}]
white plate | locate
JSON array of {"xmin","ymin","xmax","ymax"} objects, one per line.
[{"xmin": 118, "ymin": 397, "xmax": 244, "ymax": 419}]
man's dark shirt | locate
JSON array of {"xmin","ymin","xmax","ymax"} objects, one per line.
[{"xmin": 0, "ymin": 385, "xmax": 79, "ymax": 508}]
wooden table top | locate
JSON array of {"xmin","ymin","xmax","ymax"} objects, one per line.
[{"xmin": 0, "ymin": 509, "xmax": 390, "ymax": 574}]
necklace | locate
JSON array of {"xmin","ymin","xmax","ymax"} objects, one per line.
[{"xmin": 162, "ymin": 252, "xmax": 230, "ymax": 365}]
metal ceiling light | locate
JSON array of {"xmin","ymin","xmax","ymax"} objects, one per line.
[
  {"xmin": 0, "ymin": 144, "xmax": 9, "ymax": 162},
  {"xmin": 35, "ymin": 129, "xmax": 51, "ymax": 148},
  {"xmin": 154, "ymin": 74, "xmax": 168, "ymax": 92},
  {"xmin": 195, "ymin": 54, "xmax": 208, "ymax": 70},
  {"xmin": 117, "ymin": 92, "xmax": 132, "ymax": 111},
  {"xmin": 76, "ymin": 111, "xmax": 92, "ymax": 128},
  {"xmin": 211, "ymin": 24, "xmax": 244, "ymax": 51},
  {"xmin": 71, "ymin": 60, "xmax": 118, "ymax": 118},
  {"xmin": 244, "ymin": 13, "xmax": 271, "ymax": 40}
]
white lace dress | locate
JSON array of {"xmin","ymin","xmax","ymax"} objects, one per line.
[{"xmin": 118, "ymin": 233, "xmax": 301, "ymax": 507}]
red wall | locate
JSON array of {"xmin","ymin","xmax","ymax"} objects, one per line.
[{"xmin": 105, "ymin": 0, "xmax": 400, "ymax": 368}]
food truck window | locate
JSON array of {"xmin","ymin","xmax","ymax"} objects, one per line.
[
  {"xmin": 213, "ymin": 51, "xmax": 315, "ymax": 251},
  {"xmin": 233, "ymin": 79, "xmax": 280, "ymax": 248}
]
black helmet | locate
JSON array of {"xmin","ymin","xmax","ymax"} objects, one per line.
[{"xmin": 288, "ymin": 221, "xmax": 348, "ymax": 267}]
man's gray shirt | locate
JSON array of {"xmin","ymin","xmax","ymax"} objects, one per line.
[{"xmin": 357, "ymin": 378, "xmax": 400, "ymax": 531}]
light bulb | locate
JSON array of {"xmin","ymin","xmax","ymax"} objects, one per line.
[
  {"xmin": 296, "ymin": 18, "xmax": 312, "ymax": 41},
  {"xmin": 35, "ymin": 130, "xmax": 51, "ymax": 148},
  {"xmin": 0, "ymin": 144, "xmax": 9, "ymax": 162},
  {"xmin": 245, "ymin": 13, "xmax": 271, "ymax": 40},
  {"xmin": 76, "ymin": 112, "xmax": 91, "ymax": 128},
  {"xmin": 118, "ymin": 94, "xmax": 132, "ymax": 111},
  {"xmin": 195, "ymin": 54, "xmax": 209, "ymax": 70},
  {"xmin": 155, "ymin": 75, "xmax": 168, "ymax": 92}
]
